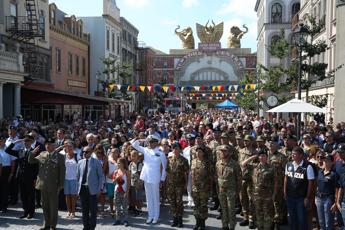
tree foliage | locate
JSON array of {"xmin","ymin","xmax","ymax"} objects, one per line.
[{"xmin": 237, "ymin": 73, "xmax": 257, "ymax": 111}]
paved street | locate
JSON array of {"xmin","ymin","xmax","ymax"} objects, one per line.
[{"xmin": 0, "ymin": 198, "xmax": 290, "ymax": 230}]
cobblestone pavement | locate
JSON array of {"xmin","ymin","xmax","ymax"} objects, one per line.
[{"xmin": 0, "ymin": 198, "xmax": 289, "ymax": 230}]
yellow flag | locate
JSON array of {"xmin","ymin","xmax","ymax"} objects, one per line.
[
  {"xmin": 162, "ymin": 86, "xmax": 169, "ymax": 92},
  {"xmin": 139, "ymin": 85, "xmax": 146, "ymax": 92}
]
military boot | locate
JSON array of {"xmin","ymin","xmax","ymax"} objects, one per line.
[
  {"xmin": 177, "ymin": 216, "xmax": 183, "ymax": 228},
  {"xmin": 171, "ymin": 217, "xmax": 178, "ymax": 227},
  {"xmin": 193, "ymin": 218, "xmax": 200, "ymax": 230},
  {"xmin": 198, "ymin": 219, "xmax": 206, "ymax": 230},
  {"xmin": 222, "ymin": 227, "xmax": 230, "ymax": 230},
  {"xmin": 239, "ymin": 219, "xmax": 249, "ymax": 226},
  {"xmin": 210, "ymin": 198, "xmax": 219, "ymax": 210},
  {"xmin": 249, "ymin": 220, "xmax": 256, "ymax": 229}
]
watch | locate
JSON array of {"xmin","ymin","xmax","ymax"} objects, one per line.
[{"xmin": 267, "ymin": 95, "xmax": 278, "ymax": 107}]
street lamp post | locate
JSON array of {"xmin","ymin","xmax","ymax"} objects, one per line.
[
  {"xmin": 256, "ymin": 66, "xmax": 260, "ymax": 116},
  {"xmin": 293, "ymin": 23, "xmax": 309, "ymax": 141}
]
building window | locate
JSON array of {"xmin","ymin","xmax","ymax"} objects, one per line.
[
  {"xmin": 39, "ymin": 10, "xmax": 45, "ymax": 38},
  {"xmin": 79, "ymin": 24, "xmax": 83, "ymax": 37},
  {"xmin": 106, "ymin": 29, "xmax": 110, "ymax": 50},
  {"xmin": 271, "ymin": 35, "xmax": 280, "ymax": 46},
  {"xmin": 112, "ymin": 32, "xmax": 115, "ymax": 53},
  {"xmin": 76, "ymin": 55, "xmax": 80, "ymax": 76},
  {"xmin": 71, "ymin": 22, "xmax": 75, "ymax": 34},
  {"xmin": 82, "ymin": 57, "xmax": 86, "ymax": 76},
  {"xmin": 291, "ymin": 3, "xmax": 300, "ymax": 17},
  {"xmin": 50, "ymin": 9, "xmax": 55, "ymax": 25},
  {"xmin": 56, "ymin": 48, "xmax": 61, "ymax": 73},
  {"xmin": 68, "ymin": 52, "xmax": 73, "ymax": 75},
  {"xmin": 10, "ymin": 3, "xmax": 17, "ymax": 26},
  {"xmin": 271, "ymin": 3, "xmax": 283, "ymax": 23},
  {"xmin": 117, "ymin": 35, "xmax": 120, "ymax": 55}
]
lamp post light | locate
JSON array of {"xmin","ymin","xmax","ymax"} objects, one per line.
[{"xmin": 293, "ymin": 23, "xmax": 309, "ymax": 141}]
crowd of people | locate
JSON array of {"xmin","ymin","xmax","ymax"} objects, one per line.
[{"xmin": 0, "ymin": 110, "xmax": 345, "ymax": 230}]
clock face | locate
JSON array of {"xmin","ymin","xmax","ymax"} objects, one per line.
[{"xmin": 267, "ymin": 96, "xmax": 278, "ymax": 107}]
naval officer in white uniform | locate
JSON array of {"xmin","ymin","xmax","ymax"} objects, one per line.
[{"xmin": 131, "ymin": 134, "xmax": 167, "ymax": 224}]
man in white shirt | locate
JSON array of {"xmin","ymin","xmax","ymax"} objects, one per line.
[
  {"xmin": 131, "ymin": 134, "xmax": 167, "ymax": 224},
  {"xmin": 183, "ymin": 134, "xmax": 196, "ymax": 207}
]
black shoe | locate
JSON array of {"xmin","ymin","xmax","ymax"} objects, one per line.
[
  {"xmin": 222, "ymin": 227, "xmax": 230, "ymax": 230},
  {"xmin": 235, "ymin": 207, "xmax": 241, "ymax": 214},
  {"xmin": 171, "ymin": 217, "xmax": 178, "ymax": 227},
  {"xmin": 210, "ymin": 205, "xmax": 219, "ymax": 210},
  {"xmin": 239, "ymin": 219, "xmax": 249, "ymax": 226},
  {"xmin": 193, "ymin": 218, "xmax": 200, "ymax": 230},
  {"xmin": 249, "ymin": 221, "xmax": 256, "ymax": 229},
  {"xmin": 27, "ymin": 214, "xmax": 33, "ymax": 219},
  {"xmin": 199, "ymin": 219, "xmax": 206, "ymax": 230},
  {"xmin": 19, "ymin": 214, "xmax": 28, "ymax": 219},
  {"xmin": 36, "ymin": 204, "xmax": 42, "ymax": 208},
  {"xmin": 216, "ymin": 213, "xmax": 222, "ymax": 219},
  {"xmin": 177, "ymin": 216, "xmax": 183, "ymax": 228}
]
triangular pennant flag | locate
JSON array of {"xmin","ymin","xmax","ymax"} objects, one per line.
[
  {"xmin": 117, "ymin": 84, "xmax": 122, "ymax": 90},
  {"xmin": 108, "ymin": 84, "xmax": 116, "ymax": 92},
  {"xmin": 132, "ymin": 85, "xmax": 137, "ymax": 91},
  {"xmin": 162, "ymin": 86, "xmax": 169, "ymax": 92},
  {"xmin": 233, "ymin": 85, "xmax": 238, "ymax": 91},
  {"xmin": 251, "ymin": 84, "xmax": 256, "ymax": 90},
  {"xmin": 148, "ymin": 86, "xmax": 153, "ymax": 93},
  {"xmin": 169, "ymin": 85, "xmax": 175, "ymax": 92},
  {"xmin": 212, "ymin": 86, "xmax": 217, "ymax": 91},
  {"xmin": 181, "ymin": 87, "xmax": 185, "ymax": 91},
  {"xmin": 194, "ymin": 86, "xmax": 200, "ymax": 91},
  {"xmin": 127, "ymin": 85, "xmax": 131, "ymax": 91},
  {"xmin": 139, "ymin": 85, "xmax": 146, "ymax": 92}
]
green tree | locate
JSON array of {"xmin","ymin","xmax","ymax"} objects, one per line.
[
  {"xmin": 237, "ymin": 73, "xmax": 257, "ymax": 111},
  {"xmin": 259, "ymin": 30, "xmax": 295, "ymax": 105}
]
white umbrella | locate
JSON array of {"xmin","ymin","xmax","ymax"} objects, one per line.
[{"xmin": 267, "ymin": 98, "xmax": 325, "ymax": 113}]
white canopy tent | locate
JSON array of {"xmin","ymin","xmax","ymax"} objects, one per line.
[{"xmin": 267, "ymin": 98, "xmax": 325, "ymax": 113}]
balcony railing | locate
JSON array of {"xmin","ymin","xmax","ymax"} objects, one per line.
[{"xmin": 6, "ymin": 16, "xmax": 45, "ymax": 39}]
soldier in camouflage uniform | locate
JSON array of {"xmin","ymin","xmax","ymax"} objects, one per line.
[
  {"xmin": 166, "ymin": 142, "xmax": 189, "ymax": 228},
  {"xmin": 268, "ymin": 135, "xmax": 288, "ymax": 229},
  {"xmin": 252, "ymin": 149, "xmax": 277, "ymax": 230},
  {"xmin": 236, "ymin": 134, "xmax": 245, "ymax": 151},
  {"xmin": 216, "ymin": 145, "xmax": 242, "ymax": 230},
  {"xmin": 221, "ymin": 133, "xmax": 239, "ymax": 161},
  {"xmin": 208, "ymin": 128, "xmax": 221, "ymax": 211},
  {"xmin": 190, "ymin": 135, "xmax": 213, "ymax": 163},
  {"xmin": 191, "ymin": 146, "xmax": 212, "ymax": 230},
  {"xmin": 238, "ymin": 135, "xmax": 258, "ymax": 229}
]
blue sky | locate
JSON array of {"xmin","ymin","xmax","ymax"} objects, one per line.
[{"xmin": 50, "ymin": 0, "xmax": 257, "ymax": 53}]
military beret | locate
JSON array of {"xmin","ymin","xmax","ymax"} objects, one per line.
[
  {"xmin": 9, "ymin": 125, "xmax": 17, "ymax": 130},
  {"xmin": 244, "ymin": 135, "xmax": 255, "ymax": 141},
  {"xmin": 45, "ymin": 137, "xmax": 56, "ymax": 144},
  {"xmin": 257, "ymin": 149, "xmax": 268, "ymax": 156},
  {"xmin": 171, "ymin": 142, "xmax": 181, "ymax": 149},
  {"xmin": 256, "ymin": 135, "xmax": 265, "ymax": 142}
]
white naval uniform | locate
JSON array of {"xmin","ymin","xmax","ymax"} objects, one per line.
[
  {"xmin": 131, "ymin": 139, "xmax": 167, "ymax": 221},
  {"xmin": 182, "ymin": 146, "xmax": 194, "ymax": 205}
]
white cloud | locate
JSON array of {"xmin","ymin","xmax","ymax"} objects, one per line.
[
  {"xmin": 182, "ymin": 0, "xmax": 199, "ymax": 8},
  {"xmin": 160, "ymin": 19, "xmax": 178, "ymax": 26},
  {"xmin": 218, "ymin": 0, "xmax": 257, "ymax": 20},
  {"xmin": 123, "ymin": 0, "xmax": 149, "ymax": 7}
]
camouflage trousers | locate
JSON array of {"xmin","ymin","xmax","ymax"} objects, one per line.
[
  {"xmin": 219, "ymin": 191, "xmax": 237, "ymax": 229},
  {"xmin": 192, "ymin": 191, "xmax": 209, "ymax": 219},
  {"xmin": 240, "ymin": 180, "xmax": 255, "ymax": 221},
  {"xmin": 273, "ymin": 186, "xmax": 286, "ymax": 223},
  {"xmin": 254, "ymin": 195, "xmax": 274, "ymax": 230},
  {"xmin": 167, "ymin": 186, "xmax": 184, "ymax": 218}
]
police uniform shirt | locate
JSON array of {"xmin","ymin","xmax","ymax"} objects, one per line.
[
  {"xmin": 316, "ymin": 168, "xmax": 338, "ymax": 196},
  {"xmin": 285, "ymin": 160, "xmax": 315, "ymax": 180},
  {"xmin": 6, "ymin": 136, "xmax": 24, "ymax": 151},
  {"xmin": 0, "ymin": 149, "xmax": 17, "ymax": 166}
]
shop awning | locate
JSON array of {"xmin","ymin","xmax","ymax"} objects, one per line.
[{"xmin": 22, "ymin": 87, "xmax": 129, "ymax": 105}]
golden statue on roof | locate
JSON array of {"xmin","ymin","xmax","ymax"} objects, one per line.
[
  {"xmin": 175, "ymin": 25, "xmax": 195, "ymax": 49},
  {"xmin": 227, "ymin": 24, "xmax": 249, "ymax": 48},
  {"xmin": 196, "ymin": 20, "xmax": 224, "ymax": 43}
]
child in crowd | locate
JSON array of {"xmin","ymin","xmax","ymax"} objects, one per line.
[
  {"xmin": 112, "ymin": 158, "xmax": 130, "ymax": 227},
  {"xmin": 129, "ymin": 150, "xmax": 144, "ymax": 216}
]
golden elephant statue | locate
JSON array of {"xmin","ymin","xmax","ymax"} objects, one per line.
[
  {"xmin": 175, "ymin": 25, "xmax": 195, "ymax": 49},
  {"xmin": 227, "ymin": 24, "xmax": 249, "ymax": 48}
]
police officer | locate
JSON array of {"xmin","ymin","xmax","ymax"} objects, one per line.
[
  {"xmin": 166, "ymin": 142, "xmax": 189, "ymax": 227},
  {"xmin": 284, "ymin": 146, "xmax": 315, "ymax": 230},
  {"xmin": 191, "ymin": 146, "xmax": 212, "ymax": 230},
  {"xmin": 268, "ymin": 135, "xmax": 288, "ymax": 229},
  {"xmin": 29, "ymin": 138, "xmax": 65, "ymax": 230},
  {"xmin": 252, "ymin": 149, "xmax": 277, "ymax": 230},
  {"xmin": 239, "ymin": 135, "xmax": 258, "ymax": 228},
  {"xmin": 216, "ymin": 145, "xmax": 242, "ymax": 230}
]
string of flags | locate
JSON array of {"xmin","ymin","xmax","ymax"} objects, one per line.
[{"xmin": 107, "ymin": 84, "xmax": 258, "ymax": 93}]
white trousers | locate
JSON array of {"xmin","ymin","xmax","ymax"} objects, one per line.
[
  {"xmin": 144, "ymin": 182, "xmax": 160, "ymax": 220},
  {"xmin": 187, "ymin": 171, "xmax": 193, "ymax": 202}
]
